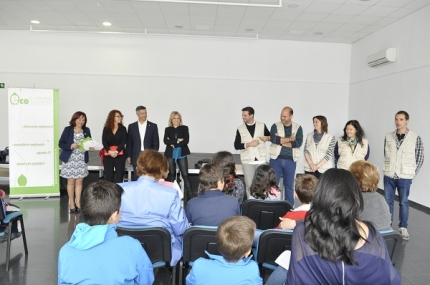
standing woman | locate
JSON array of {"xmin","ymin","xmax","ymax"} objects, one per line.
[
  {"xmin": 102, "ymin": 110, "xmax": 127, "ymax": 183},
  {"xmin": 335, "ymin": 120, "xmax": 370, "ymax": 170},
  {"xmin": 59, "ymin": 111, "xmax": 94, "ymax": 213},
  {"xmin": 303, "ymin": 116, "xmax": 335, "ymax": 178},
  {"xmin": 163, "ymin": 111, "xmax": 192, "ymax": 199}
]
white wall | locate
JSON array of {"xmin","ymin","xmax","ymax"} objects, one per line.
[
  {"xmin": 0, "ymin": 30, "xmax": 351, "ymax": 172},
  {"xmin": 349, "ymin": 5, "xmax": 430, "ymax": 207}
]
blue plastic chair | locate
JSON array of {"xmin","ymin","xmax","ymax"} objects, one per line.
[{"xmin": 0, "ymin": 198, "xmax": 28, "ymax": 271}]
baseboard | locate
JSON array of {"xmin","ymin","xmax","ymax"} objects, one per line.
[{"xmin": 377, "ymin": 189, "xmax": 430, "ymax": 215}]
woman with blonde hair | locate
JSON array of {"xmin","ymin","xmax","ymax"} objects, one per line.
[
  {"xmin": 163, "ymin": 111, "xmax": 192, "ymax": 199},
  {"xmin": 102, "ymin": 110, "xmax": 127, "ymax": 183},
  {"xmin": 349, "ymin": 160, "xmax": 391, "ymax": 230}
]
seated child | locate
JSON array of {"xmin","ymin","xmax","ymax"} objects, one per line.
[
  {"xmin": 249, "ymin": 164, "xmax": 280, "ymax": 200},
  {"xmin": 58, "ymin": 181, "xmax": 154, "ymax": 285},
  {"xmin": 276, "ymin": 174, "xmax": 318, "ymax": 229},
  {"xmin": 186, "ymin": 216, "xmax": 263, "ymax": 285},
  {"xmin": 0, "ymin": 188, "xmax": 21, "ymax": 240},
  {"xmin": 186, "ymin": 163, "xmax": 240, "ymax": 226}
]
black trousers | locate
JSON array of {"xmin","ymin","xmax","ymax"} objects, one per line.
[
  {"xmin": 167, "ymin": 157, "xmax": 192, "ymax": 199},
  {"xmin": 104, "ymin": 155, "xmax": 126, "ymax": 183}
]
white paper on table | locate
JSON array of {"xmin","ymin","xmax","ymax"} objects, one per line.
[
  {"xmin": 275, "ymin": 250, "xmax": 291, "ymax": 270},
  {"xmin": 82, "ymin": 139, "xmax": 99, "ymax": 150}
]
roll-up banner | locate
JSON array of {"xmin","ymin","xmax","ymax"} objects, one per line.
[{"xmin": 8, "ymin": 88, "xmax": 59, "ymax": 197}]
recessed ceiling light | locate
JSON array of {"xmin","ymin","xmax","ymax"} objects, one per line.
[
  {"xmin": 245, "ymin": 28, "xmax": 254, "ymax": 32},
  {"xmin": 288, "ymin": 30, "xmax": 303, "ymax": 35},
  {"xmin": 31, "ymin": 20, "xmax": 40, "ymax": 24},
  {"xmin": 175, "ymin": 25, "xmax": 183, "ymax": 29},
  {"xmin": 314, "ymin": 32, "xmax": 323, "ymax": 35},
  {"xmin": 102, "ymin": 22, "xmax": 112, "ymax": 27},
  {"xmin": 288, "ymin": 4, "xmax": 299, "ymax": 8}
]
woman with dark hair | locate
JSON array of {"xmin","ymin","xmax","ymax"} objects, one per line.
[
  {"xmin": 102, "ymin": 110, "xmax": 127, "ymax": 183},
  {"xmin": 266, "ymin": 168, "xmax": 400, "ymax": 285},
  {"xmin": 350, "ymin": 161, "xmax": 392, "ymax": 231},
  {"xmin": 59, "ymin": 111, "xmax": 94, "ymax": 213},
  {"xmin": 212, "ymin": 151, "xmax": 245, "ymax": 204},
  {"xmin": 335, "ymin": 120, "xmax": 370, "ymax": 170},
  {"xmin": 303, "ymin": 115, "xmax": 335, "ymax": 178},
  {"xmin": 118, "ymin": 149, "xmax": 188, "ymax": 266},
  {"xmin": 163, "ymin": 111, "xmax": 192, "ymax": 199},
  {"xmin": 249, "ymin": 164, "xmax": 280, "ymax": 200}
]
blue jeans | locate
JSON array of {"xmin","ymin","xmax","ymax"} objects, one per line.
[
  {"xmin": 265, "ymin": 266, "xmax": 288, "ymax": 285},
  {"xmin": 270, "ymin": 158, "xmax": 296, "ymax": 207},
  {"xmin": 384, "ymin": 176, "xmax": 412, "ymax": 228}
]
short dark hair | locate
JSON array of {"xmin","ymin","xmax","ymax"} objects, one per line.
[
  {"xmin": 135, "ymin": 106, "xmax": 146, "ymax": 112},
  {"xmin": 341, "ymin": 120, "xmax": 366, "ymax": 146},
  {"xmin": 241, "ymin": 107, "xmax": 254, "ymax": 116},
  {"xmin": 217, "ymin": 216, "xmax": 255, "ymax": 262},
  {"xmin": 136, "ymin": 149, "xmax": 168, "ymax": 180},
  {"xmin": 212, "ymin": 151, "xmax": 237, "ymax": 194},
  {"xmin": 313, "ymin": 115, "xmax": 328, "ymax": 133},
  {"xmin": 396, "ymin": 110, "xmax": 409, "ymax": 120},
  {"xmin": 199, "ymin": 163, "xmax": 224, "ymax": 192},
  {"xmin": 69, "ymin": 111, "xmax": 87, "ymax": 128},
  {"xmin": 81, "ymin": 181, "xmax": 123, "ymax": 226},
  {"xmin": 295, "ymin": 174, "xmax": 318, "ymax": 204}
]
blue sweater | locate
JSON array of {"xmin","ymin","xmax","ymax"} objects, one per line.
[
  {"xmin": 58, "ymin": 223, "xmax": 154, "ymax": 285},
  {"xmin": 186, "ymin": 252, "xmax": 262, "ymax": 285}
]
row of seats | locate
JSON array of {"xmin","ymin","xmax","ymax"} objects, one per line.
[{"xmin": 116, "ymin": 225, "xmax": 403, "ymax": 285}]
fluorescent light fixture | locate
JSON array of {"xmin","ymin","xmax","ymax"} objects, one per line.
[
  {"xmin": 102, "ymin": 22, "xmax": 112, "ymax": 27},
  {"xmin": 314, "ymin": 32, "xmax": 323, "ymax": 35},
  {"xmin": 134, "ymin": 0, "xmax": 282, "ymax": 8},
  {"xmin": 288, "ymin": 4, "xmax": 299, "ymax": 8},
  {"xmin": 288, "ymin": 30, "xmax": 303, "ymax": 35},
  {"xmin": 31, "ymin": 20, "xmax": 40, "ymax": 24}
]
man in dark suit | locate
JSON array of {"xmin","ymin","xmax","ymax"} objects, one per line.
[{"xmin": 126, "ymin": 106, "xmax": 159, "ymax": 181}]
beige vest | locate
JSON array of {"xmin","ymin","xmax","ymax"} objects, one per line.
[
  {"xmin": 304, "ymin": 132, "xmax": 335, "ymax": 173},
  {"xmin": 336, "ymin": 138, "xmax": 369, "ymax": 170},
  {"xmin": 238, "ymin": 122, "xmax": 268, "ymax": 164},
  {"xmin": 383, "ymin": 131, "xmax": 418, "ymax": 179},
  {"xmin": 269, "ymin": 121, "xmax": 300, "ymax": 162}
]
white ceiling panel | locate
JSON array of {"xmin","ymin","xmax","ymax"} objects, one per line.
[{"xmin": 0, "ymin": 0, "xmax": 428, "ymax": 43}]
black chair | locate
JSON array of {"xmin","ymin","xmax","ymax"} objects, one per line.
[
  {"xmin": 241, "ymin": 200, "xmax": 292, "ymax": 230},
  {"xmin": 0, "ymin": 198, "xmax": 28, "ymax": 271},
  {"xmin": 255, "ymin": 229, "xmax": 293, "ymax": 271},
  {"xmin": 380, "ymin": 230, "xmax": 403, "ymax": 267},
  {"xmin": 179, "ymin": 226, "xmax": 219, "ymax": 285},
  {"xmin": 116, "ymin": 226, "xmax": 178, "ymax": 285}
]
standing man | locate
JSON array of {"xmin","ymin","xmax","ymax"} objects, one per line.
[
  {"xmin": 234, "ymin": 107, "xmax": 271, "ymax": 199},
  {"xmin": 383, "ymin": 111, "xmax": 424, "ymax": 241},
  {"xmin": 269, "ymin": 107, "xmax": 303, "ymax": 206},
  {"xmin": 126, "ymin": 106, "xmax": 159, "ymax": 181}
]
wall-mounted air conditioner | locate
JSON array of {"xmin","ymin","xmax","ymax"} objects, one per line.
[{"xmin": 367, "ymin": 48, "xmax": 396, "ymax": 68}]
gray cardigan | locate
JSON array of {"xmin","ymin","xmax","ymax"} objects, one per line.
[{"xmin": 359, "ymin": 190, "xmax": 392, "ymax": 231}]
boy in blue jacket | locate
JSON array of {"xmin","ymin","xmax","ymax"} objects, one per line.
[
  {"xmin": 186, "ymin": 216, "xmax": 263, "ymax": 285},
  {"xmin": 58, "ymin": 181, "xmax": 154, "ymax": 285}
]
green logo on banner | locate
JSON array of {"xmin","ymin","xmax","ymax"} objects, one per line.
[
  {"xmin": 0, "ymin": 83, "xmax": 4, "ymax": 88},
  {"xmin": 10, "ymin": 93, "xmax": 29, "ymax": 105},
  {"xmin": 18, "ymin": 174, "xmax": 28, "ymax": 186}
]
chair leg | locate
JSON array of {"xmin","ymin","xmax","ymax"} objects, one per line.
[
  {"xmin": 171, "ymin": 264, "xmax": 177, "ymax": 285},
  {"xmin": 6, "ymin": 223, "xmax": 12, "ymax": 271},
  {"xmin": 177, "ymin": 260, "xmax": 183, "ymax": 285},
  {"xmin": 19, "ymin": 217, "xmax": 28, "ymax": 254}
]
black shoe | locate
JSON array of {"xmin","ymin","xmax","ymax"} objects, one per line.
[
  {"xmin": 70, "ymin": 208, "xmax": 77, "ymax": 213},
  {"xmin": 75, "ymin": 207, "xmax": 80, "ymax": 213}
]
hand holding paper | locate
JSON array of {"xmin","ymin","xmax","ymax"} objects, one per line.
[{"xmin": 78, "ymin": 137, "xmax": 99, "ymax": 151}]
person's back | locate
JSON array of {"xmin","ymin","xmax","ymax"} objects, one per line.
[
  {"xmin": 186, "ymin": 163, "xmax": 240, "ymax": 226},
  {"xmin": 58, "ymin": 181, "xmax": 154, "ymax": 285},
  {"xmin": 186, "ymin": 216, "xmax": 262, "ymax": 285},
  {"xmin": 287, "ymin": 223, "xmax": 400, "ymax": 285}
]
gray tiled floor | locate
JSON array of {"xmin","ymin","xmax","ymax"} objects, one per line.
[{"xmin": 1, "ymin": 193, "xmax": 429, "ymax": 285}]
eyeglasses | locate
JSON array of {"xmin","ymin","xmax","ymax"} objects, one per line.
[{"xmin": 115, "ymin": 115, "xmax": 124, "ymax": 118}]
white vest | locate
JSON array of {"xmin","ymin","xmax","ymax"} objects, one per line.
[
  {"xmin": 383, "ymin": 131, "xmax": 418, "ymax": 179},
  {"xmin": 304, "ymin": 132, "xmax": 335, "ymax": 173},
  {"xmin": 336, "ymin": 138, "xmax": 369, "ymax": 170},
  {"xmin": 238, "ymin": 122, "xmax": 268, "ymax": 164},
  {"xmin": 269, "ymin": 121, "xmax": 300, "ymax": 162}
]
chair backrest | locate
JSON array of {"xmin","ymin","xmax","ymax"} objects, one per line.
[
  {"xmin": 182, "ymin": 226, "xmax": 220, "ymax": 263},
  {"xmin": 256, "ymin": 229, "xmax": 293, "ymax": 268},
  {"xmin": 380, "ymin": 230, "xmax": 403, "ymax": 267},
  {"xmin": 241, "ymin": 200, "xmax": 292, "ymax": 230},
  {"xmin": 0, "ymin": 198, "xmax": 6, "ymax": 221},
  {"xmin": 116, "ymin": 226, "xmax": 172, "ymax": 265}
]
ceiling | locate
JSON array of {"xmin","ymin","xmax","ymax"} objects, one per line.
[{"xmin": 0, "ymin": 0, "xmax": 429, "ymax": 43}]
